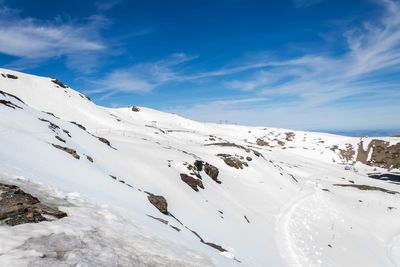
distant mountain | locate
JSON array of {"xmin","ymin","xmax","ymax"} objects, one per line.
[{"xmin": 0, "ymin": 68, "xmax": 399, "ymax": 267}]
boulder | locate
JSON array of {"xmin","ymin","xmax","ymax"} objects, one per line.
[
  {"xmin": 180, "ymin": 174, "xmax": 204, "ymax": 191},
  {"xmin": 204, "ymin": 163, "xmax": 221, "ymax": 184},
  {"xmin": 147, "ymin": 194, "xmax": 168, "ymax": 215}
]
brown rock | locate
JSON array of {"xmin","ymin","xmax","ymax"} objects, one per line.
[
  {"xmin": 256, "ymin": 138, "xmax": 269, "ymax": 146},
  {"xmin": 147, "ymin": 194, "xmax": 168, "ymax": 215},
  {"xmin": 52, "ymin": 144, "xmax": 80, "ymax": 159},
  {"xmin": 217, "ymin": 154, "xmax": 248, "ymax": 169},
  {"xmin": 204, "ymin": 163, "xmax": 221, "ymax": 184},
  {"xmin": 0, "ymin": 183, "xmax": 67, "ymax": 226},
  {"xmin": 180, "ymin": 174, "xmax": 204, "ymax": 191}
]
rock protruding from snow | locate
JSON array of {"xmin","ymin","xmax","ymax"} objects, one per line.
[
  {"xmin": 357, "ymin": 140, "xmax": 400, "ymax": 169},
  {"xmin": 0, "ymin": 183, "xmax": 67, "ymax": 226},
  {"xmin": 204, "ymin": 163, "xmax": 221, "ymax": 184},
  {"xmin": 147, "ymin": 194, "xmax": 168, "ymax": 215},
  {"xmin": 180, "ymin": 174, "xmax": 204, "ymax": 191}
]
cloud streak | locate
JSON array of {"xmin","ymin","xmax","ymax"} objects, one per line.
[{"xmin": 0, "ymin": 5, "xmax": 108, "ymax": 72}]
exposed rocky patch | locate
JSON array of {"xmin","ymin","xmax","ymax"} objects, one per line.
[
  {"xmin": 43, "ymin": 111, "xmax": 60, "ymax": 119},
  {"xmin": 97, "ymin": 136, "xmax": 116, "ymax": 149},
  {"xmin": 333, "ymin": 184, "xmax": 398, "ymax": 195},
  {"xmin": 183, "ymin": 162, "xmax": 201, "ymax": 178},
  {"xmin": 256, "ymin": 138, "xmax": 269, "ymax": 146},
  {"xmin": 86, "ymin": 155, "xmax": 94, "ymax": 163},
  {"xmin": 38, "ymin": 118, "xmax": 60, "ymax": 132},
  {"xmin": 285, "ymin": 132, "xmax": 296, "ymax": 141},
  {"xmin": 331, "ymin": 144, "xmax": 355, "ymax": 162},
  {"xmin": 63, "ymin": 129, "xmax": 71, "ymax": 137},
  {"xmin": 204, "ymin": 163, "xmax": 221, "ymax": 184},
  {"xmin": 0, "ymin": 183, "xmax": 67, "ymax": 226},
  {"xmin": 0, "ymin": 91, "xmax": 23, "ymax": 104},
  {"xmin": 51, "ymin": 144, "xmax": 80, "ymax": 159},
  {"xmin": 357, "ymin": 140, "xmax": 400, "ymax": 169},
  {"xmin": 217, "ymin": 154, "xmax": 248, "ymax": 169},
  {"xmin": 5, "ymin": 73, "xmax": 18, "ymax": 79},
  {"xmin": 147, "ymin": 194, "xmax": 168, "ymax": 215},
  {"xmin": 180, "ymin": 174, "xmax": 204, "ymax": 192},
  {"xmin": 147, "ymin": 214, "xmax": 168, "ymax": 224},
  {"xmin": 0, "ymin": 99, "xmax": 22, "ymax": 109},
  {"xmin": 131, "ymin": 106, "xmax": 140, "ymax": 112},
  {"xmin": 51, "ymin": 79, "xmax": 68, "ymax": 88},
  {"xmin": 69, "ymin": 121, "xmax": 86, "ymax": 131},
  {"xmin": 187, "ymin": 228, "xmax": 227, "ymax": 252},
  {"xmin": 55, "ymin": 136, "xmax": 66, "ymax": 143}
]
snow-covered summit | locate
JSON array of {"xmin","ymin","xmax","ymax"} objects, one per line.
[{"xmin": 0, "ymin": 68, "xmax": 400, "ymax": 266}]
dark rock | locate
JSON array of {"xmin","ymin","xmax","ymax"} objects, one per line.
[
  {"xmin": 147, "ymin": 194, "xmax": 168, "ymax": 215},
  {"xmin": 357, "ymin": 140, "xmax": 400, "ymax": 169},
  {"xmin": 0, "ymin": 90, "xmax": 25, "ymax": 103},
  {"xmin": 331, "ymin": 144, "xmax": 355, "ymax": 162},
  {"xmin": 0, "ymin": 183, "xmax": 67, "ymax": 226},
  {"xmin": 147, "ymin": 214, "xmax": 168, "ymax": 224},
  {"xmin": 6, "ymin": 74, "xmax": 18, "ymax": 79},
  {"xmin": 52, "ymin": 144, "xmax": 80, "ymax": 159},
  {"xmin": 43, "ymin": 111, "xmax": 59, "ymax": 118},
  {"xmin": 0, "ymin": 99, "xmax": 22, "ymax": 109},
  {"xmin": 204, "ymin": 163, "xmax": 221, "ymax": 184},
  {"xmin": 131, "ymin": 106, "xmax": 140, "ymax": 112},
  {"xmin": 86, "ymin": 155, "xmax": 93, "ymax": 163},
  {"xmin": 194, "ymin": 160, "xmax": 204, "ymax": 171},
  {"xmin": 217, "ymin": 154, "xmax": 248, "ymax": 169},
  {"xmin": 285, "ymin": 132, "xmax": 295, "ymax": 141},
  {"xmin": 51, "ymin": 79, "xmax": 68, "ymax": 88},
  {"xmin": 256, "ymin": 138, "xmax": 269, "ymax": 146},
  {"xmin": 39, "ymin": 118, "xmax": 60, "ymax": 132},
  {"xmin": 246, "ymin": 156, "xmax": 253, "ymax": 161},
  {"xmin": 180, "ymin": 174, "xmax": 204, "ymax": 191},
  {"xmin": 69, "ymin": 121, "xmax": 86, "ymax": 131},
  {"xmin": 188, "ymin": 228, "xmax": 227, "ymax": 252},
  {"xmin": 170, "ymin": 225, "xmax": 181, "ymax": 232},
  {"xmin": 55, "ymin": 136, "xmax": 66, "ymax": 143},
  {"xmin": 98, "ymin": 137, "xmax": 110, "ymax": 146},
  {"xmin": 63, "ymin": 129, "xmax": 71, "ymax": 137}
]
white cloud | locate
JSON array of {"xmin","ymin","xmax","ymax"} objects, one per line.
[
  {"xmin": 0, "ymin": 6, "xmax": 107, "ymax": 72},
  {"xmin": 91, "ymin": 53, "xmax": 196, "ymax": 93}
]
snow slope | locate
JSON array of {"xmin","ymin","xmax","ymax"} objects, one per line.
[{"xmin": 0, "ymin": 68, "xmax": 400, "ymax": 266}]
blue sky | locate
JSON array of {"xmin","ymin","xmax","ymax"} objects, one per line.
[{"xmin": 0, "ymin": 0, "xmax": 399, "ymax": 131}]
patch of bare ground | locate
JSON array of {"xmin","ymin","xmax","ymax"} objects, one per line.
[
  {"xmin": 51, "ymin": 144, "xmax": 80, "ymax": 159},
  {"xmin": 0, "ymin": 183, "xmax": 67, "ymax": 226},
  {"xmin": 333, "ymin": 184, "xmax": 398, "ymax": 194},
  {"xmin": 217, "ymin": 154, "xmax": 248, "ymax": 169}
]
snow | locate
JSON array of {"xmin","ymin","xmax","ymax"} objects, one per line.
[{"xmin": 0, "ymin": 68, "xmax": 400, "ymax": 266}]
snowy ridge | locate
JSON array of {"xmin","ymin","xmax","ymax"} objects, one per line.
[{"xmin": 0, "ymin": 68, "xmax": 400, "ymax": 266}]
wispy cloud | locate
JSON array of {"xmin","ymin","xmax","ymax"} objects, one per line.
[
  {"xmin": 165, "ymin": 0, "xmax": 400, "ymax": 129},
  {"xmin": 92, "ymin": 53, "xmax": 196, "ymax": 93},
  {"xmin": 0, "ymin": 5, "xmax": 107, "ymax": 72}
]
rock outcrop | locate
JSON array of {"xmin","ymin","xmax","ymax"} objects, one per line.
[
  {"xmin": 147, "ymin": 194, "xmax": 168, "ymax": 215},
  {"xmin": 204, "ymin": 163, "xmax": 221, "ymax": 184},
  {"xmin": 0, "ymin": 183, "xmax": 67, "ymax": 226},
  {"xmin": 180, "ymin": 174, "xmax": 204, "ymax": 191},
  {"xmin": 357, "ymin": 140, "xmax": 400, "ymax": 169}
]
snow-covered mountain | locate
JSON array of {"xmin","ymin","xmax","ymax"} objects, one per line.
[{"xmin": 0, "ymin": 68, "xmax": 399, "ymax": 267}]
